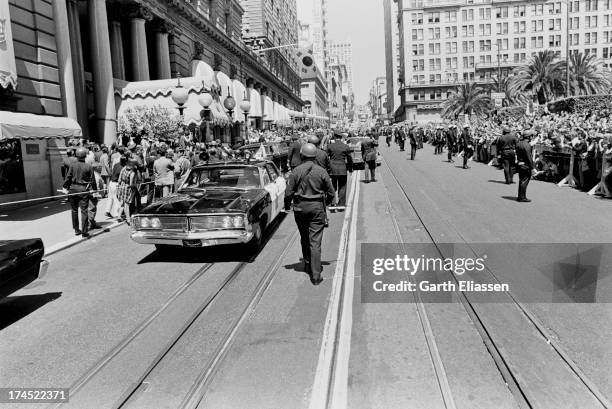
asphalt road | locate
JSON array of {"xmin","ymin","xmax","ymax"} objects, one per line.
[
  {"xmin": 367, "ymin": 142, "xmax": 612, "ymax": 406},
  {"xmin": 1, "ymin": 144, "xmax": 610, "ymax": 409}
]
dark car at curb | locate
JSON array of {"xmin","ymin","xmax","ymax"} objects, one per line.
[
  {"xmin": 130, "ymin": 161, "xmax": 287, "ymax": 252},
  {"xmin": 236, "ymin": 142, "xmax": 290, "ymax": 173},
  {"xmin": 0, "ymin": 239, "xmax": 48, "ymax": 300}
]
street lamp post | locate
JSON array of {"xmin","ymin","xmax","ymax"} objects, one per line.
[
  {"xmin": 171, "ymin": 74, "xmax": 189, "ymax": 118},
  {"xmin": 239, "ymin": 93, "xmax": 251, "ymax": 144},
  {"xmin": 565, "ymin": 0, "xmax": 571, "ymax": 97},
  {"xmin": 198, "ymin": 86, "xmax": 213, "ymax": 142},
  {"xmin": 223, "ymin": 87, "xmax": 236, "ymax": 144}
]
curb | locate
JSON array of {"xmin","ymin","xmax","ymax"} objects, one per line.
[{"xmin": 45, "ymin": 220, "xmax": 126, "ymax": 257}]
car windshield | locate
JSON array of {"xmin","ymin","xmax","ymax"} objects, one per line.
[{"xmin": 181, "ymin": 167, "xmax": 261, "ymax": 190}]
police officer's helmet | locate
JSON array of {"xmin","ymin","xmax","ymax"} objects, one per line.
[
  {"xmin": 75, "ymin": 147, "xmax": 88, "ymax": 159},
  {"xmin": 307, "ymin": 135, "xmax": 320, "ymax": 146},
  {"xmin": 300, "ymin": 143, "xmax": 317, "ymax": 158}
]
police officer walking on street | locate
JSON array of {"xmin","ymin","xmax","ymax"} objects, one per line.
[
  {"xmin": 497, "ymin": 126, "xmax": 518, "ymax": 184},
  {"xmin": 461, "ymin": 124, "xmax": 474, "ymax": 169},
  {"xmin": 446, "ymin": 125, "xmax": 457, "ymax": 163},
  {"xmin": 63, "ymin": 147, "xmax": 97, "ymax": 237},
  {"xmin": 285, "ymin": 143, "xmax": 336, "ymax": 285},
  {"xmin": 326, "ymin": 132, "xmax": 353, "ymax": 211},
  {"xmin": 516, "ymin": 130, "xmax": 535, "ymax": 202}
]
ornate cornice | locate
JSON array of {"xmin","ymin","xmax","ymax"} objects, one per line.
[{"xmin": 127, "ymin": 4, "xmax": 153, "ymax": 20}]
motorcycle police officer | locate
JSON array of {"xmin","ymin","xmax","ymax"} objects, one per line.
[
  {"xmin": 285, "ymin": 143, "xmax": 336, "ymax": 285},
  {"xmin": 63, "ymin": 147, "xmax": 97, "ymax": 237}
]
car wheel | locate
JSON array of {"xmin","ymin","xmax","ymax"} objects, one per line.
[{"xmin": 248, "ymin": 220, "xmax": 265, "ymax": 252}]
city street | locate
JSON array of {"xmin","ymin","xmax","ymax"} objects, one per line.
[{"xmin": 1, "ymin": 143, "xmax": 611, "ymax": 408}]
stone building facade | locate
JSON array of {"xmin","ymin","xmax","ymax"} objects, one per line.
[{"xmin": 0, "ymin": 0, "xmax": 303, "ymax": 204}]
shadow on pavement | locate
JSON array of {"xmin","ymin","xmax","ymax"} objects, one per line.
[
  {"xmin": 137, "ymin": 213, "xmax": 287, "ymax": 265},
  {"xmin": 284, "ymin": 260, "xmax": 331, "ymax": 276},
  {"xmin": 0, "ymin": 292, "xmax": 62, "ymax": 331},
  {"xmin": 0, "ymin": 200, "xmax": 70, "ymax": 221},
  {"xmin": 501, "ymin": 195, "xmax": 520, "ymax": 201},
  {"xmin": 488, "ymin": 179, "xmax": 510, "ymax": 184}
]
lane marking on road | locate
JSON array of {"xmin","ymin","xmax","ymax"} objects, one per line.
[{"xmin": 308, "ymin": 170, "xmax": 360, "ymax": 409}]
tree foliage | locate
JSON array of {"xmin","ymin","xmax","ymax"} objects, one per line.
[
  {"xmin": 567, "ymin": 52, "xmax": 612, "ymax": 96},
  {"xmin": 118, "ymin": 105, "xmax": 183, "ymax": 142},
  {"xmin": 441, "ymin": 82, "xmax": 491, "ymax": 119},
  {"xmin": 509, "ymin": 50, "xmax": 565, "ymax": 104}
]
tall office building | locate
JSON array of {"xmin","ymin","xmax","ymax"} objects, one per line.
[
  {"xmin": 328, "ymin": 41, "xmax": 354, "ymax": 97},
  {"xmin": 383, "ymin": 0, "xmax": 403, "ymax": 119},
  {"xmin": 395, "ymin": 0, "xmax": 612, "ymax": 123},
  {"xmin": 297, "ymin": 0, "xmax": 329, "ymax": 80}
]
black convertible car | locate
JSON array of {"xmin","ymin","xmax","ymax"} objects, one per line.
[
  {"xmin": 0, "ymin": 239, "xmax": 47, "ymax": 299},
  {"xmin": 130, "ymin": 161, "xmax": 286, "ymax": 252},
  {"xmin": 236, "ymin": 142, "xmax": 290, "ymax": 173}
]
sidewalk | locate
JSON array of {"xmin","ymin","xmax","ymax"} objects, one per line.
[{"xmin": 0, "ymin": 197, "xmax": 125, "ymax": 255}]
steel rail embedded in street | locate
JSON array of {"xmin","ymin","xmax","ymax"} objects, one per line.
[{"xmin": 381, "ymin": 153, "xmax": 610, "ymax": 409}]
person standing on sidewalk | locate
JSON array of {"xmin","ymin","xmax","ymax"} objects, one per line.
[
  {"xmin": 174, "ymin": 149, "xmax": 191, "ymax": 191},
  {"xmin": 497, "ymin": 126, "xmax": 518, "ymax": 184},
  {"xmin": 326, "ymin": 133, "xmax": 353, "ymax": 211},
  {"xmin": 153, "ymin": 149, "xmax": 175, "ymax": 198},
  {"xmin": 117, "ymin": 159, "xmax": 139, "ymax": 223},
  {"xmin": 105, "ymin": 155, "xmax": 125, "ymax": 218},
  {"xmin": 63, "ymin": 147, "xmax": 97, "ymax": 237},
  {"xmin": 284, "ymin": 143, "xmax": 336, "ymax": 285}
]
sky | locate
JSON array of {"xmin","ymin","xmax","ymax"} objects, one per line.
[{"xmin": 297, "ymin": 0, "xmax": 386, "ymax": 105}]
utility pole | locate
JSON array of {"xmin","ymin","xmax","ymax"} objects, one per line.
[{"xmin": 565, "ymin": 0, "xmax": 570, "ymax": 97}]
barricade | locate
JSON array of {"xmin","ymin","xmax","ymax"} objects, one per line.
[{"xmin": 588, "ymin": 152, "xmax": 612, "ymax": 197}]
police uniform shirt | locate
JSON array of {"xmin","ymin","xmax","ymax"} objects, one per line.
[
  {"xmin": 314, "ymin": 149, "xmax": 331, "ymax": 174},
  {"xmin": 65, "ymin": 160, "xmax": 97, "ymax": 190},
  {"xmin": 285, "ymin": 161, "xmax": 335, "ymax": 204},
  {"xmin": 498, "ymin": 132, "xmax": 518, "ymax": 153},
  {"xmin": 327, "ymin": 141, "xmax": 353, "ymax": 175},
  {"xmin": 516, "ymin": 140, "xmax": 534, "ymax": 169}
]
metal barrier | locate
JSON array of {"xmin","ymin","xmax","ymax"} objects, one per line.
[{"xmin": 0, "ymin": 180, "xmax": 156, "ymax": 208}]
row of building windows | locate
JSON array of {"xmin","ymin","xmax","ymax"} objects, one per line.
[{"xmin": 411, "ymin": 1, "xmax": 612, "ymax": 26}]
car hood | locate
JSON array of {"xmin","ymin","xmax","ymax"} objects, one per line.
[{"xmin": 138, "ymin": 189, "xmax": 266, "ymax": 215}]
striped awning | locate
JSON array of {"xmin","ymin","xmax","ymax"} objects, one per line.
[
  {"xmin": 263, "ymin": 96, "xmax": 274, "ymax": 121},
  {"xmin": 232, "ymin": 80, "xmax": 247, "ymax": 123},
  {"xmin": 248, "ymin": 88, "xmax": 262, "ymax": 118},
  {"xmin": 0, "ymin": 111, "xmax": 82, "ymax": 140}
]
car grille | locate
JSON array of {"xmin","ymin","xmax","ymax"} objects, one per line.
[{"xmin": 190, "ymin": 215, "xmax": 246, "ymax": 231}]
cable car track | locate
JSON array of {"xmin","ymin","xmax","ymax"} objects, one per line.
[
  {"xmin": 381, "ymin": 153, "xmax": 611, "ymax": 409},
  {"xmin": 50, "ymin": 224, "xmax": 299, "ymax": 409}
]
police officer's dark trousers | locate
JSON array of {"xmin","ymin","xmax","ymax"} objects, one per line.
[
  {"xmin": 69, "ymin": 186, "xmax": 90, "ymax": 233},
  {"xmin": 410, "ymin": 144, "xmax": 417, "ymax": 160},
  {"xmin": 501, "ymin": 151, "xmax": 515, "ymax": 183},
  {"xmin": 399, "ymin": 140, "xmax": 405, "ymax": 151},
  {"xmin": 331, "ymin": 175, "xmax": 348, "ymax": 207},
  {"xmin": 447, "ymin": 145, "xmax": 454, "ymax": 162},
  {"xmin": 463, "ymin": 146, "xmax": 473, "ymax": 168},
  {"xmin": 517, "ymin": 165, "xmax": 531, "ymax": 200},
  {"xmin": 294, "ymin": 200, "xmax": 326, "ymax": 279}
]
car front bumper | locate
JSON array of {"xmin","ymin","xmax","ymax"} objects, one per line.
[{"xmin": 131, "ymin": 229, "xmax": 253, "ymax": 247}]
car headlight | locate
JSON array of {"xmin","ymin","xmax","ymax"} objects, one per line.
[
  {"xmin": 222, "ymin": 216, "xmax": 232, "ymax": 229},
  {"xmin": 140, "ymin": 217, "xmax": 150, "ymax": 228},
  {"xmin": 232, "ymin": 215, "xmax": 244, "ymax": 228},
  {"xmin": 150, "ymin": 218, "xmax": 162, "ymax": 229}
]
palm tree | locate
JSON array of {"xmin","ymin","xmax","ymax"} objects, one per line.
[
  {"xmin": 567, "ymin": 52, "xmax": 612, "ymax": 96},
  {"xmin": 490, "ymin": 75, "xmax": 528, "ymax": 107},
  {"xmin": 509, "ymin": 50, "xmax": 565, "ymax": 104},
  {"xmin": 441, "ymin": 82, "xmax": 491, "ymax": 119}
]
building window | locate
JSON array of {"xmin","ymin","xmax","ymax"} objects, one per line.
[
  {"xmin": 514, "ymin": 21, "xmax": 526, "ymax": 33},
  {"xmin": 478, "ymin": 8, "xmax": 491, "ymax": 20},
  {"xmin": 495, "ymin": 6, "xmax": 508, "ymax": 18},
  {"xmin": 427, "ymin": 12, "xmax": 440, "ymax": 23},
  {"xmin": 513, "ymin": 5, "xmax": 526, "ymax": 17},
  {"xmin": 570, "ymin": 1, "xmax": 580, "ymax": 12},
  {"xmin": 532, "ymin": 4, "xmax": 543, "ymax": 16},
  {"xmin": 411, "ymin": 12, "xmax": 423, "ymax": 24}
]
